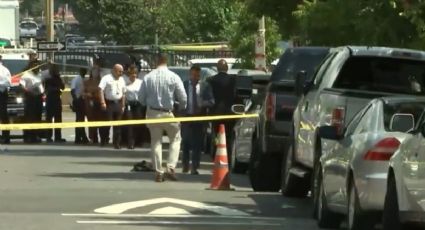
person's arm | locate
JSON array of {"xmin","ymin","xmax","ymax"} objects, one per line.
[
  {"xmin": 120, "ymin": 79, "xmax": 126, "ymax": 113},
  {"xmin": 70, "ymin": 78, "xmax": 77, "ymax": 100},
  {"xmin": 98, "ymin": 78, "xmax": 107, "ymax": 110},
  {"xmin": 59, "ymin": 77, "xmax": 65, "ymax": 90},
  {"xmin": 174, "ymin": 76, "xmax": 187, "ymax": 111},
  {"xmin": 138, "ymin": 78, "xmax": 147, "ymax": 107},
  {"xmin": 202, "ymin": 82, "xmax": 215, "ymax": 108}
]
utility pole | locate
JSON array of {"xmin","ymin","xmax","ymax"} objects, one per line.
[
  {"xmin": 45, "ymin": 0, "xmax": 54, "ymax": 42},
  {"xmin": 255, "ymin": 16, "xmax": 267, "ymax": 71}
]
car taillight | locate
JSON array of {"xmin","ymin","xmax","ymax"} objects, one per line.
[
  {"xmin": 363, "ymin": 137, "xmax": 400, "ymax": 161},
  {"xmin": 265, "ymin": 93, "xmax": 275, "ymax": 121},
  {"xmin": 331, "ymin": 107, "xmax": 345, "ymax": 135}
]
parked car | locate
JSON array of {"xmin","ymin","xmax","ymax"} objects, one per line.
[
  {"xmin": 383, "ymin": 106, "xmax": 425, "ymax": 229},
  {"xmin": 286, "ymin": 46, "xmax": 425, "ymax": 225},
  {"xmin": 19, "ymin": 21, "xmax": 38, "ymax": 38},
  {"xmin": 249, "ymin": 47, "xmax": 330, "ymax": 191},
  {"xmin": 230, "ymin": 70, "xmax": 270, "ymax": 174},
  {"xmin": 315, "ymin": 97, "xmax": 425, "ymax": 229}
]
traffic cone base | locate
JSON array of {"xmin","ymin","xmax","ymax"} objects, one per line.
[{"xmin": 207, "ymin": 124, "xmax": 234, "ymax": 191}]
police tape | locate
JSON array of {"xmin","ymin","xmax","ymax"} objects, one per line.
[
  {"xmin": 0, "ymin": 114, "xmax": 259, "ymax": 131},
  {"xmin": 12, "ymin": 62, "xmax": 48, "ymax": 79}
]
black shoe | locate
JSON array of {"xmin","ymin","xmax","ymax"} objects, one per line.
[
  {"xmin": 2, "ymin": 139, "xmax": 10, "ymax": 144},
  {"xmin": 190, "ymin": 170, "xmax": 200, "ymax": 175},
  {"xmin": 54, "ymin": 138, "xmax": 66, "ymax": 143},
  {"xmin": 128, "ymin": 145, "xmax": 134, "ymax": 150},
  {"xmin": 46, "ymin": 138, "xmax": 53, "ymax": 143},
  {"xmin": 100, "ymin": 141, "xmax": 107, "ymax": 147},
  {"xmin": 114, "ymin": 144, "xmax": 121, "ymax": 150},
  {"xmin": 33, "ymin": 138, "xmax": 42, "ymax": 143}
]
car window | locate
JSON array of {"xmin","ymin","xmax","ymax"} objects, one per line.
[
  {"xmin": 2, "ymin": 59, "xmax": 29, "ymax": 75},
  {"xmin": 271, "ymin": 48, "xmax": 329, "ymax": 82},
  {"xmin": 20, "ymin": 22, "xmax": 37, "ymax": 29},
  {"xmin": 383, "ymin": 101, "xmax": 425, "ymax": 131},
  {"xmin": 345, "ymin": 105, "xmax": 371, "ymax": 137},
  {"xmin": 353, "ymin": 105, "xmax": 375, "ymax": 135},
  {"xmin": 333, "ymin": 57, "xmax": 425, "ymax": 95}
]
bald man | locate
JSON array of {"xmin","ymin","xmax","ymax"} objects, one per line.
[{"xmin": 99, "ymin": 64, "xmax": 126, "ymax": 149}]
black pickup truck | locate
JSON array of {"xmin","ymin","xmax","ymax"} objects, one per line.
[{"xmin": 249, "ymin": 47, "xmax": 330, "ymax": 191}]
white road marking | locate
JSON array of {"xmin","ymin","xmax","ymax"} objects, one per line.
[
  {"xmin": 148, "ymin": 206, "xmax": 190, "ymax": 215},
  {"xmin": 62, "ymin": 213, "xmax": 284, "ymax": 221},
  {"xmin": 94, "ymin": 197, "xmax": 249, "ymax": 216},
  {"xmin": 76, "ymin": 220, "xmax": 281, "ymax": 226}
]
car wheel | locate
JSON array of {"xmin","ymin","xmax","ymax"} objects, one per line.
[
  {"xmin": 249, "ymin": 139, "xmax": 281, "ymax": 192},
  {"xmin": 382, "ymin": 172, "xmax": 403, "ymax": 230},
  {"xmin": 347, "ymin": 179, "xmax": 375, "ymax": 230},
  {"xmin": 281, "ymin": 143, "xmax": 309, "ymax": 197},
  {"xmin": 231, "ymin": 137, "xmax": 248, "ymax": 174},
  {"xmin": 316, "ymin": 166, "xmax": 342, "ymax": 228}
]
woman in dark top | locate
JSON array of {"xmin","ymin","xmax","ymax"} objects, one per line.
[{"xmin": 44, "ymin": 64, "xmax": 65, "ymax": 142}]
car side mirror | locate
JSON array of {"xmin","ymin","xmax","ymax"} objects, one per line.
[
  {"xmin": 390, "ymin": 113, "xmax": 415, "ymax": 133},
  {"xmin": 295, "ymin": 70, "xmax": 308, "ymax": 97},
  {"xmin": 231, "ymin": 104, "xmax": 245, "ymax": 114},
  {"xmin": 318, "ymin": 126, "xmax": 343, "ymax": 140}
]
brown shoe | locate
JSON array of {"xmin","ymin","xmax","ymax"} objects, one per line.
[
  {"xmin": 155, "ymin": 173, "xmax": 164, "ymax": 182},
  {"xmin": 165, "ymin": 168, "xmax": 178, "ymax": 181},
  {"xmin": 182, "ymin": 165, "xmax": 190, "ymax": 174}
]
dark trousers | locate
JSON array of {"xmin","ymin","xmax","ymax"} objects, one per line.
[
  {"xmin": 106, "ymin": 100, "xmax": 123, "ymax": 146},
  {"xmin": 124, "ymin": 101, "xmax": 142, "ymax": 147},
  {"xmin": 46, "ymin": 95, "xmax": 63, "ymax": 140},
  {"xmin": 0, "ymin": 92, "xmax": 10, "ymax": 142},
  {"xmin": 24, "ymin": 93, "xmax": 43, "ymax": 141},
  {"xmin": 182, "ymin": 121, "xmax": 205, "ymax": 170},
  {"xmin": 73, "ymin": 98, "xmax": 88, "ymax": 142}
]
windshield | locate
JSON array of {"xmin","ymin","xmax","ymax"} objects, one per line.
[
  {"xmin": 383, "ymin": 101, "xmax": 425, "ymax": 131},
  {"xmin": 2, "ymin": 59, "xmax": 29, "ymax": 75},
  {"xmin": 271, "ymin": 48, "xmax": 329, "ymax": 81},
  {"xmin": 334, "ymin": 57, "xmax": 425, "ymax": 95},
  {"xmin": 20, "ymin": 22, "xmax": 37, "ymax": 29}
]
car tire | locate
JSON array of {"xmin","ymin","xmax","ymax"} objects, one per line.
[
  {"xmin": 316, "ymin": 166, "xmax": 342, "ymax": 228},
  {"xmin": 347, "ymin": 179, "xmax": 375, "ymax": 230},
  {"xmin": 281, "ymin": 143, "xmax": 309, "ymax": 197},
  {"xmin": 249, "ymin": 139, "xmax": 281, "ymax": 192},
  {"xmin": 231, "ymin": 137, "xmax": 248, "ymax": 174},
  {"xmin": 382, "ymin": 172, "xmax": 403, "ymax": 230}
]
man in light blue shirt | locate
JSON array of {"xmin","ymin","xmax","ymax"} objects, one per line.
[{"xmin": 139, "ymin": 54, "xmax": 187, "ymax": 182}]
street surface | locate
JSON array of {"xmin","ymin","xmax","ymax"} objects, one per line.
[{"xmin": 0, "ymin": 117, "xmax": 321, "ymax": 230}]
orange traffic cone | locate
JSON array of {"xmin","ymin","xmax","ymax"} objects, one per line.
[{"xmin": 208, "ymin": 124, "xmax": 233, "ymax": 190}]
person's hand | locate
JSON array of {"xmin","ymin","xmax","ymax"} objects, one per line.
[
  {"xmin": 121, "ymin": 106, "xmax": 125, "ymax": 114},
  {"xmin": 101, "ymin": 102, "xmax": 107, "ymax": 110}
]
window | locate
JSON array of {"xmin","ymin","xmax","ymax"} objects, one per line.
[
  {"xmin": 333, "ymin": 56, "xmax": 425, "ymax": 95},
  {"xmin": 271, "ymin": 48, "xmax": 329, "ymax": 82},
  {"xmin": 345, "ymin": 105, "xmax": 371, "ymax": 137},
  {"xmin": 383, "ymin": 102, "xmax": 425, "ymax": 131},
  {"xmin": 313, "ymin": 52, "xmax": 337, "ymax": 87}
]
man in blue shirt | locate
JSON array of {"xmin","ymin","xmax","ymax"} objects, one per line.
[
  {"xmin": 181, "ymin": 65, "xmax": 214, "ymax": 175},
  {"xmin": 139, "ymin": 54, "xmax": 187, "ymax": 182}
]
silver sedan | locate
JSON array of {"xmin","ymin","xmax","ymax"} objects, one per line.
[
  {"xmin": 313, "ymin": 97, "xmax": 425, "ymax": 230},
  {"xmin": 383, "ymin": 111, "xmax": 425, "ymax": 229}
]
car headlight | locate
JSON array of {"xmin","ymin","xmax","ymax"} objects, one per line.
[{"xmin": 16, "ymin": 97, "xmax": 23, "ymax": 104}]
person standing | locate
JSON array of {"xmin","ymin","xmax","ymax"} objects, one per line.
[
  {"xmin": 139, "ymin": 54, "xmax": 187, "ymax": 182},
  {"xmin": 207, "ymin": 59, "xmax": 237, "ymax": 158},
  {"xmin": 98, "ymin": 64, "xmax": 126, "ymax": 149},
  {"xmin": 181, "ymin": 65, "xmax": 214, "ymax": 175},
  {"xmin": 44, "ymin": 64, "xmax": 66, "ymax": 143},
  {"xmin": 0, "ymin": 55, "xmax": 11, "ymax": 144},
  {"xmin": 21, "ymin": 61, "xmax": 44, "ymax": 143},
  {"xmin": 71, "ymin": 68, "xmax": 89, "ymax": 144},
  {"xmin": 123, "ymin": 65, "xmax": 142, "ymax": 149},
  {"xmin": 83, "ymin": 69, "xmax": 102, "ymax": 144}
]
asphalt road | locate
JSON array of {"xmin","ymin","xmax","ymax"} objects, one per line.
[{"xmin": 0, "ymin": 111, "xmax": 324, "ymax": 230}]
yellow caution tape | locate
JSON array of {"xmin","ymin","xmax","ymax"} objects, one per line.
[
  {"xmin": 12, "ymin": 62, "xmax": 48, "ymax": 78},
  {"xmin": 0, "ymin": 113, "xmax": 258, "ymax": 131}
]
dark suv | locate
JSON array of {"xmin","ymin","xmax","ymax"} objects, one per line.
[{"xmin": 249, "ymin": 47, "xmax": 330, "ymax": 191}]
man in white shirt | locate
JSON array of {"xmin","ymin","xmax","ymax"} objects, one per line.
[
  {"xmin": 99, "ymin": 64, "xmax": 126, "ymax": 149},
  {"xmin": 20, "ymin": 61, "xmax": 44, "ymax": 143},
  {"xmin": 139, "ymin": 54, "xmax": 187, "ymax": 182},
  {"xmin": 71, "ymin": 68, "xmax": 89, "ymax": 144},
  {"xmin": 0, "ymin": 55, "xmax": 11, "ymax": 144}
]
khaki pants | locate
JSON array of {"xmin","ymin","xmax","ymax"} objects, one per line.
[{"xmin": 146, "ymin": 108, "xmax": 181, "ymax": 173}]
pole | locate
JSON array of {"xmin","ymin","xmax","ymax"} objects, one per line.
[
  {"xmin": 46, "ymin": 0, "xmax": 54, "ymax": 42},
  {"xmin": 255, "ymin": 16, "xmax": 267, "ymax": 71}
]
